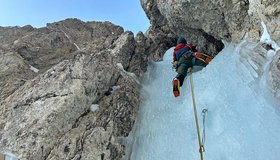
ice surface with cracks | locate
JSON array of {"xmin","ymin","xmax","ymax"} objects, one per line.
[{"xmin": 129, "ymin": 41, "xmax": 280, "ymax": 160}]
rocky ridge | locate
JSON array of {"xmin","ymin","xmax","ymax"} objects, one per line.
[{"xmin": 0, "ymin": 18, "xmax": 154, "ymax": 160}]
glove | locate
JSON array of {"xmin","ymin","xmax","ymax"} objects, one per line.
[{"xmin": 172, "ymin": 61, "xmax": 178, "ymax": 69}]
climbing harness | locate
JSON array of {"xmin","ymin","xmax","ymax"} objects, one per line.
[{"xmin": 189, "ymin": 71, "xmax": 208, "ymax": 160}]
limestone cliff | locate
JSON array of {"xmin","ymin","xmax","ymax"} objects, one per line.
[{"xmin": 0, "ymin": 18, "xmax": 151, "ymax": 160}]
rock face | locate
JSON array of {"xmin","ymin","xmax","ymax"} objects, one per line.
[
  {"xmin": 248, "ymin": 0, "xmax": 280, "ymax": 44},
  {"xmin": 0, "ymin": 19, "xmax": 151, "ymax": 160},
  {"xmin": 141, "ymin": 0, "xmax": 280, "ymax": 52},
  {"xmin": 140, "ymin": 0, "xmax": 280, "ymax": 100},
  {"xmin": 268, "ymin": 50, "xmax": 280, "ymax": 100}
]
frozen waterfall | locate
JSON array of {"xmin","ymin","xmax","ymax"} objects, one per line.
[{"xmin": 128, "ymin": 39, "xmax": 280, "ymax": 160}]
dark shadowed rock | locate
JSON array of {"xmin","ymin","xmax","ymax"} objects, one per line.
[
  {"xmin": 0, "ymin": 50, "xmax": 36, "ymax": 101},
  {"xmin": 141, "ymin": 0, "xmax": 225, "ymax": 55},
  {"xmin": 141, "ymin": 0, "xmax": 279, "ymax": 54}
]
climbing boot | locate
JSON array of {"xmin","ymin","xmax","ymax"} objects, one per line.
[{"xmin": 173, "ymin": 78, "xmax": 180, "ymax": 97}]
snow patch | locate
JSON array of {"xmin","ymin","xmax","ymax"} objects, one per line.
[
  {"xmin": 13, "ymin": 39, "xmax": 19, "ymax": 45},
  {"xmin": 90, "ymin": 104, "xmax": 99, "ymax": 112},
  {"xmin": 61, "ymin": 29, "xmax": 81, "ymax": 50},
  {"xmin": 29, "ymin": 65, "xmax": 39, "ymax": 73},
  {"xmin": 260, "ymin": 21, "xmax": 271, "ymax": 43},
  {"xmin": 116, "ymin": 63, "xmax": 140, "ymax": 84},
  {"xmin": 267, "ymin": 49, "xmax": 276, "ymax": 58},
  {"xmin": 116, "ymin": 63, "xmax": 125, "ymax": 70},
  {"xmin": 74, "ymin": 43, "xmax": 81, "ymax": 50},
  {"xmin": 260, "ymin": 21, "xmax": 280, "ymax": 50},
  {"xmin": 62, "ymin": 30, "xmax": 70, "ymax": 39},
  {"xmin": 112, "ymin": 85, "xmax": 121, "ymax": 92}
]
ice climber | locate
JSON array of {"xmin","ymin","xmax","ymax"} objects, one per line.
[{"xmin": 172, "ymin": 37, "xmax": 212, "ymax": 97}]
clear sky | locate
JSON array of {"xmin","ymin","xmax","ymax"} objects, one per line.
[{"xmin": 0, "ymin": 0, "xmax": 150, "ymax": 34}]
